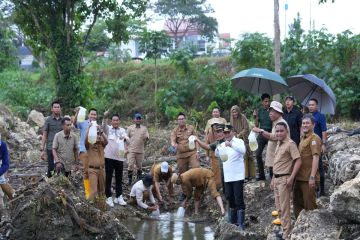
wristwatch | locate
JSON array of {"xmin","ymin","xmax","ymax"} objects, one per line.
[{"xmin": 309, "ymin": 176, "xmax": 315, "ymax": 181}]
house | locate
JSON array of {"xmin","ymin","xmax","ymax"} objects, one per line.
[{"xmin": 17, "ymin": 45, "xmax": 34, "ymax": 70}]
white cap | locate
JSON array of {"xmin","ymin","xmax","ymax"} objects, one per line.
[
  {"xmin": 160, "ymin": 161, "xmax": 169, "ymax": 173},
  {"xmin": 269, "ymin": 101, "xmax": 283, "ymax": 114}
]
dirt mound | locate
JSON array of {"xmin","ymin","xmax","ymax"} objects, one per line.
[{"xmin": 1, "ymin": 175, "xmax": 134, "ymax": 240}]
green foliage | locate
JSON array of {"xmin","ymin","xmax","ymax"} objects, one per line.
[
  {"xmin": 84, "ymin": 20, "xmax": 110, "ymax": 52},
  {"xmin": 170, "ymin": 48, "xmax": 194, "ymax": 74},
  {"xmin": 282, "ymin": 15, "xmax": 360, "ymax": 119},
  {"xmin": 12, "ymin": 0, "xmax": 147, "ymax": 110},
  {"xmin": 155, "ymin": 0, "xmax": 218, "ymax": 47},
  {"xmin": 0, "ymin": 12, "xmax": 17, "ymax": 71},
  {"xmin": 0, "ymin": 70, "xmax": 55, "ymax": 118},
  {"xmin": 165, "ymin": 105, "xmax": 185, "ymax": 120},
  {"xmin": 138, "ymin": 30, "xmax": 170, "ymax": 61},
  {"xmin": 207, "ymin": 101, "xmax": 219, "ymax": 113},
  {"xmin": 231, "ymin": 33, "xmax": 274, "ymax": 70}
]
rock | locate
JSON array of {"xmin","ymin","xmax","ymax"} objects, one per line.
[
  {"xmin": 27, "ymin": 110, "xmax": 45, "ymax": 128},
  {"xmin": 327, "ymin": 133, "xmax": 360, "ymax": 185},
  {"xmin": 214, "ymin": 218, "xmax": 259, "ymax": 240},
  {"xmin": 329, "ymin": 172, "xmax": 360, "ymax": 223},
  {"xmin": 290, "ymin": 209, "xmax": 340, "ymax": 240}
]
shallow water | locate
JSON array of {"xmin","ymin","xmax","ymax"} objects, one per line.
[{"xmin": 122, "ymin": 212, "xmax": 214, "ymax": 240}]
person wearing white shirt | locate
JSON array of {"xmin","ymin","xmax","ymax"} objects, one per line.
[
  {"xmin": 129, "ymin": 174, "xmax": 158, "ymax": 211},
  {"xmin": 103, "ymin": 112, "xmax": 129, "ymax": 207},
  {"xmin": 215, "ymin": 124, "xmax": 246, "ymax": 231}
]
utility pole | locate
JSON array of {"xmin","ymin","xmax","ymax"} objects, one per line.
[{"xmin": 273, "ymin": 0, "xmax": 281, "ymax": 101}]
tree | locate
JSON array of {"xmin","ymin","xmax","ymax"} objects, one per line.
[
  {"xmin": 231, "ymin": 33, "xmax": 274, "ymax": 70},
  {"xmin": 138, "ymin": 30, "xmax": 170, "ymax": 121},
  {"xmin": 0, "ymin": 3, "xmax": 17, "ymax": 71},
  {"xmin": 84, "ymin": 20, "xmax": 110, "ymax": 52},
  {"xmin": 155, "ymin": 0, "xmax": 218, "ymax": 48},
  {"xmin": 11, "ymin": 0, "xmax": 147, "ymax": 109}
]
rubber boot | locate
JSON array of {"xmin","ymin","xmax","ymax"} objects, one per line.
[
  {"xmin": 137, "ymin": 169, "xmax": 143, "ymax": 180},
  {"xmin": 319, "ymin": 176, "xmax": 326, "ymax": 196},
  {"xmin": 128, "ymin": 171, "xmax": 133, "ymax": 186},
  {"xmin": 237, "ymin": 209, "xmax": 245, "ymax": 231},
  {"xmin": 228, "ymin": 208, "xmax": 237, "ymax": 224}
]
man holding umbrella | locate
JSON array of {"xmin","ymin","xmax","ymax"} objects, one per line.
[{"xmin": 308, "ymin": 98, "xmax": 327, "ymax": 196}]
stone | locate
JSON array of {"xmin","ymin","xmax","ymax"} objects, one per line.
[
  {"xmin": 327, "ymin": 133, "xmax": 360, "ymax": 185},
  {"xmin": 290, "ymin": 209, "xmax": 340, "ymax": 240},
  {"xmin": 27, "ymin": 110, "xmax": 45, "ymax": 128},
  {"xmin": 214, "ymin": 218, "xmax": 259, "ymax": 240},
  {"xmin": 329, "ymin": 172, "xmax": 360, "ymax": 223}
]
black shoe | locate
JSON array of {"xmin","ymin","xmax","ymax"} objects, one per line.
[{"xmin": 179, "ymin": 193, "xmax": 186, "ymax": 202}]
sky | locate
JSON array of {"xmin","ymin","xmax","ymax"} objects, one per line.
[{"xmin": 149, "ymin": 0, "xmax": 360, "ymax": 40}]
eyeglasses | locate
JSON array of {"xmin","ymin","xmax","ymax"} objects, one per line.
[{"xmin": 177, "ymin": 118, "xmax": 185, "ymax": 121}]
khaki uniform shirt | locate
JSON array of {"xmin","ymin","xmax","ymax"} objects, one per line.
[
  {"xmin": 171, "ymin": 124, "xmax": 197, "ymax": 158},
  {"xmin": 127, "ymin": 124, "xmax": 149, "ymax": 154},
  {"xmin": 52, "ymin": 131, "xmax": 78, "ymax": 170},
  {"xmin": 180, "ymin": 168, "xmax": 213, "ymax": 197},
  {"xmin": 86, "ymin": 142, "xmax": 106, "ymax": 168},
  {"xmin": 265, "ymin": 117, "xmax": 290, "ymax": 167},
  {"xmin": 150, "ymin": 163, "xmax": 173, "ymax": 182},
  {"xmin": 297, "ymin": 131, "xmax": 322, "ymax": 182},
  {"xmin": 273, "ymin": 137, "xmax": 301, "ymax": 174}
]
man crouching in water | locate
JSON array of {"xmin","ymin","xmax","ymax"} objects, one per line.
[
  {"xmin": 129, "ymin": 174, "xmax": 159, "ymax": 212},
  {"xmin": 171, "ymin": 168, "xmax": 225, "ymax": 216}
]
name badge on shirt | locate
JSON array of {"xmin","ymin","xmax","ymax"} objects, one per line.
[{"xmin": 311, "ymin": 140, "xmax": 317, "ymax": 146}]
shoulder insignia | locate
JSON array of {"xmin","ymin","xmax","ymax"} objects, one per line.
[{"xmin": 311, "ymin": 140, "xmax": 317, "ymax": 146}]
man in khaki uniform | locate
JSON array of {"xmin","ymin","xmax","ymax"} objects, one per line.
[
  {"xmin": 271, "ymin": 122, "xmax": 301, "ymax": 240},
  {"xmin": 170, "ymin": 112, "xmax": 200, "ymax": 174},
  {"xmin": 127, "ymin": 113, "xmax": 149, "ymax": 185},
  {"xmin": 294, "ymin": 114, "xmax": 321, "ymax": 218},
  {"xmin": 150, "ymin": 161, "xmax": 174, "ymax": 204},
  {"xmin": 52, "ymin": 117, "xmax": 79, "ymax": 176},
  {"xmin": 205, "ymin": 116, "xmax": 226, "ymax": 188},
  {"xmin": 253, "ymin": 101, "xmax": 290, "ymax": 179},
  {"xmin": 172, "ymin": 168, "xmax": 225, "ymax": 215},
  {"xmin": 85, "ymin": 124, "xmax": 108, "ymax": 200}
]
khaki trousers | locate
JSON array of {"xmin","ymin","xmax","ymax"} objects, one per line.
[
  {"xmin": 274, "ymin": 176, "xmax": 292, "ymax": 240},
  {"xmin": 210, "ymin": 154, "xmax": 222, "ymax": 188},
  {"xmin": 293, "ymin": 180, "xmax": 317, "ymax": 218},
  {"xmin": 127, "ymin": 152, "xmax": 144, "ymax": 171},
  {"xmin": 79, "ymin": 152, "xmax": 89, "ymax": 178},
  {"xmin": 177, "ymin": 153, "xmax": 200, "ymax": 174},
  {"xmin": 244, "ymin": 144, "xmax": 256, "ymax": 178},
  {"xmin": 88, "ymin": 167, "xmax": 105, "ymax": 200}
]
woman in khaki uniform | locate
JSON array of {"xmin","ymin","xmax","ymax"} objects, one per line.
[{"xmin": 230, "ymin": 105, "xmax": 256, "ymax": 179}]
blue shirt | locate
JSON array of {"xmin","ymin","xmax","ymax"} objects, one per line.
[
  {"xmin": 0, "ymin": 141, "xmax": 10, "ymax": 176},
  {"xmin": 312, "ymin": 111, "xmax": 327, "ymax": 140},
  {"xmin": 76, "ymin": 120, "xmax": 90, "ymax": 152}
]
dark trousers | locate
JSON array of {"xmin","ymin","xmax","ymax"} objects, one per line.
[
  {"xmin": 256, "ymin": 134, "xmax": 268, "ymax": 178},
  {"xmin": 47, "ymin": 149, "xmax": 55, "ymax": 177},
  {"xmin": 105, "ymin": 158, "xmax": 124, "ymax": 198},
  {"xmin": 225, "ymin": 180, "xmax": 245, "ymax": 210},
  {"xmin": 318, "ymin": 154, "xmax": 325, "ymax": 194}
]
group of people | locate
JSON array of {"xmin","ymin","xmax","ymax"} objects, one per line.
[{"xmin": 38, "ymin": 93, "xmax": 328, "ymax": 239}]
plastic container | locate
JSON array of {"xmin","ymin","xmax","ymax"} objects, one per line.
[
  {"xmin": 218, "ymin": 146, "xmax": 228, "ymax": 162},
  {"xmin": 88, "ymin": 121, "xmax": 98, "ymax": 144},
  {"xmin": 117, "ymin": 138, "xmax": 125, "ymax": 158},
  {"xmin": 249, "ymin": 131, "xmax": 258, "ymax": 151},
  {"xmin": 188, "ymin": 135, "xmax": 196, "ymax": 150},
  {"xmin": 83, "ymin": 178, "xmax": 90, "ymax": 199},
  {"xmin": 77, "ymin": 107, "xmax": 86, "ymax": 123},
  {"xmin": 149, "ymin": 208, "xmax": 160, "ymax": 217},
  {"xmin": 176, "ymin": 206, "xmax": 186, "ymax": 218}
]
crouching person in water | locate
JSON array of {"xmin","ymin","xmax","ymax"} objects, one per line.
[
  {"xmin": 150, "ymin": 161, "xmax": 174, "ymax": 204},
  {"xmin": 172, "ymin": 168, "xmax": 225, "ymax": 216},
  {"xmin": 129, "ymin": 174, "xmax": 159, "ymax": 212},
  {"xmin": 85, "ymin": 124, "xmax": 108, "ymax": 200}
]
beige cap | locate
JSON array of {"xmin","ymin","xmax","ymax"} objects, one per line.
[{"xmin": 269, "ymin": 101, "xmax": 283, "ymax": 114}]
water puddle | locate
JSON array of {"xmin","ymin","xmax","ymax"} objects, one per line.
[{"xmin": 122, "ymin": 212, "xmax": 215, "ymax": 240}]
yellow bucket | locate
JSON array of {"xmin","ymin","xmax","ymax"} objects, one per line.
[{"xmin": 84, "ymin": 179, "xmax": 90, "ymax": 199}]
